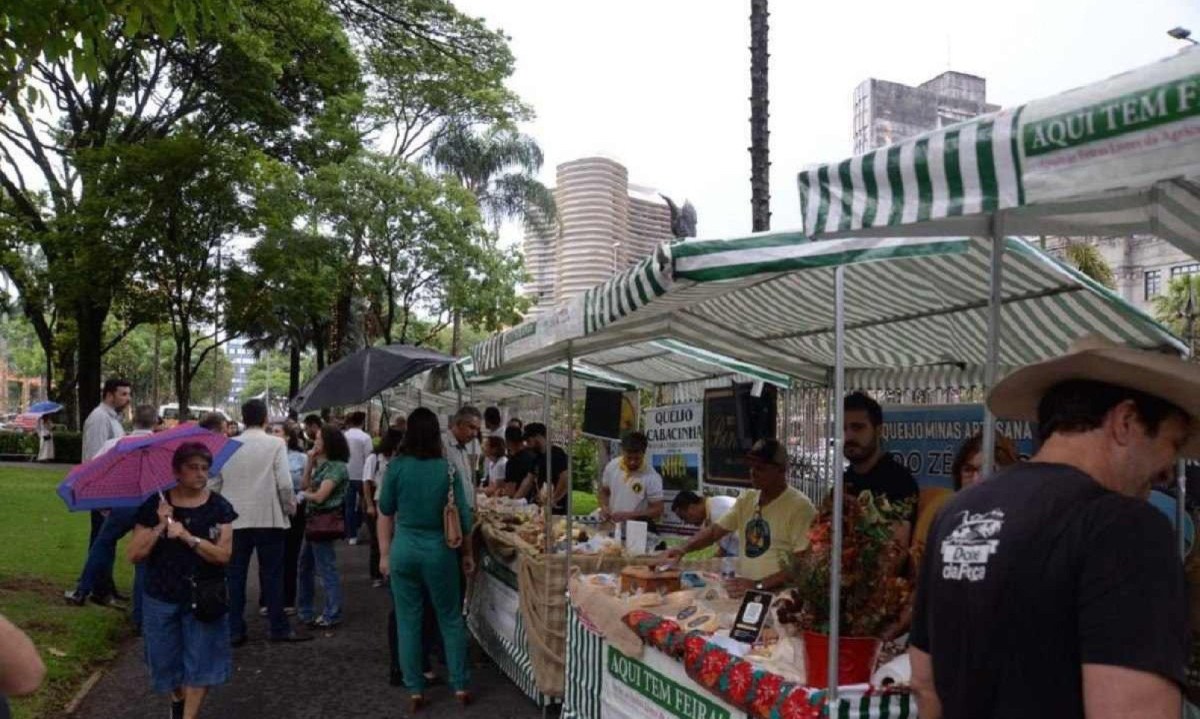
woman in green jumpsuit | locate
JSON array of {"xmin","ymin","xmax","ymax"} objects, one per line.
[{"xmin": 377, "ymin": 407, "xmax": 475, "ymax": 711}]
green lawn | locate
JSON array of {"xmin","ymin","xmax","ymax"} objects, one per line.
[
  {"xmin": 0, "ymin": 466, "xmax": 134, "ymax": 719},
  {"xmin": 571, "ymin": 490, "xmax": 598, "ymax": 516}
]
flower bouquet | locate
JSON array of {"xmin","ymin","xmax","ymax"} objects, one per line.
[{"xmin": 776, "ymin": 490, "xmax": 913, "ymax": 686}]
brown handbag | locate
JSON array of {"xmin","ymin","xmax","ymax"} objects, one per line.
[
  {"xmin": 444, "ymin": 462, "xmax": 463, "ymax": 549},
  {"xmin": 305, "ymin": 509, "xmax": 345, "ymax": 542}
]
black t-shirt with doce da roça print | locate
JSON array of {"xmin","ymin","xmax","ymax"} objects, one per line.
[
  {"xmin": 135, "ymin": 492, "xmax": 238, "ymax": 604},
  {"xmin": 910, "ymin": 462, "xmax": 1187, "ymax": 719}
]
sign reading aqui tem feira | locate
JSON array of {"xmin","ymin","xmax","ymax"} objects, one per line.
[
  {"xmin": 1018, "ymin": 65, "xmax": 1200, "ymax": 204},
  {"xmin": 606, "ymin": 646, "xmax": 733, "ymax": 719}
]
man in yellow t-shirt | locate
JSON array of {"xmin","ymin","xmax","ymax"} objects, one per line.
[{"xmin": 663, "ymin": 439, "xmax": 815, "ymax": 595}]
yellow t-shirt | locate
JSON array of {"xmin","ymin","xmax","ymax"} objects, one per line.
[{"xmin": 717, "ymin": 487, "xmax": 816, "ymax": 581}]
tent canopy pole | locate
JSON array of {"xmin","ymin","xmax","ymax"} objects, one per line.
[
  {"xmin": 828, "ymin": 264, "xmax": 847, "ymax": 700},
  {"xmin": 982, "ymin": 224, "xmax": 1005, "ymax": 476},
  {"xmin": 565, "ymin": 345, "xmax": 575, "ymax": 589}
]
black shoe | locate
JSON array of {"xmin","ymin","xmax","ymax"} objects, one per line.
[
  {"xmin": 64, "ymin": 589, "xmax": 86, "ymax": 606},
  {"xmin": 230, "ymin": 634, "xmax": 248, "ymax": 648},
  {"xmin": 89, "ymin": 594, "xmax": 127, "ymax": 610},
  {"xmin": 110, "ymin": 588, "xmax": 131, "ymax": 602},
  {"xmin": 170, "ymin": 697, "xmax": 184, "ymax": 719},
  {"xmin": 269, "ymin": 631, "xmax": 314, "ymax": 643}
]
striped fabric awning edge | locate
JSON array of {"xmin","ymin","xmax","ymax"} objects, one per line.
[
  {"xmin": 799, "ymin": 108, "xmax": 1024, "ymax": 238},
  {"xmin": 584, "ymin": 242, "xmax": 674, "ymax": 334}
]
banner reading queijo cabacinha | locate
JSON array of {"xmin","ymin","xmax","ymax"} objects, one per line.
[{"xmin": 643, "ymin": 402, "xmax": 703, "ymax": 493}]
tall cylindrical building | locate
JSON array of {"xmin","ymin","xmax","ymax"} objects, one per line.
[
  {"xmin": 522, "ymin": 156, "xmax": 677, "ymax": 315},
  {"xmin": 554, "ymin": 157, "xmax": 630, "ymax": 301}
]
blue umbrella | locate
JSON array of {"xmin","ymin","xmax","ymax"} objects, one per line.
[{"xmin": 28, "ymin": 401, "xmax": 63, "ymax": 415}]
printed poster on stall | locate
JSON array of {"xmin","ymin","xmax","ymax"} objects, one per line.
[
  {"xmin": 643, "ymin": 402, "xmax": 703, "ymax": 536},
  {"xmin": 643, "ymin": 402, "xmax": 703, "ymax": 493},
  {"xmin": 882, "ymin": 404, "xmax": 1037, "ymax": 489}
]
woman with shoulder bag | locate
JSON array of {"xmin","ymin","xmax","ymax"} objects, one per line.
[
  {"xmin": 377, "ymin": 408, "xmax": 475, "ymax": 712},
  {"xmin": 297, "ymin": 425, "xmax": 349, "ymax": 630},
  {"xmin": 128, "ymin": 443, "xmax": 236, "ymax": 719}
]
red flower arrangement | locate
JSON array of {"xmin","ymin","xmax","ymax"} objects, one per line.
[
  {"xmin": 750, "ymin": 672, "xmax": 785, "ymax": 717},
  {"xmin": 777, "ymin": 490, "xmax": 913, "ymax": 637}
]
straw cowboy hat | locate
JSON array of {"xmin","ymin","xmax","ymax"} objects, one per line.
[{"xmin": 988, "ymin": 334, "xmax": 1200, "ymax": 457}]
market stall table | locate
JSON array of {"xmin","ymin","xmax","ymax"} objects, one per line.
[
  {"xmin": 467, "ymin": 498, "xmax": 720, "ymax": 706},
  {"xmin": 563, "ymin": 575, "xmax": 914, "ymax": 719}
]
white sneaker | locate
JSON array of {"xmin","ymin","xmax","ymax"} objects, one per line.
[
  {"xmin": 258, "ymin": 607, "xmax": 268, "ymax": 617},
  {"xmin": 346, "ymin": 538, "xmax": 359, "ymax": 546}
]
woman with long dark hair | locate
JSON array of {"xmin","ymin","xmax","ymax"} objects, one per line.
[
  {"xmin": 297, "ymin": 425, "xmax": 349, "ymax": 630},
  {"xmin": 378, "ymin": 408, "xmax": 474, "ymax": 711}
]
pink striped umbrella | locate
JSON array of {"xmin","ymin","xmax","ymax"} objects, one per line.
[{"xmin": 57, "ymin": 423, "xmax": 242, "ymax": 511}]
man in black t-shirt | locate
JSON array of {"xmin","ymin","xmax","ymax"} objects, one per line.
[
  {"xmin": 910, "ymin": 336, "xmax": 1200, "ymax": 719},
  {"xmin": 514, "ymin": 422, "xmax": 569, "ymax": 514},
  {"xmin": 502, "ymin": 427, "xmax": 536, "ymax": 497},
  {"xmin": 842, "ymin": 392, "xmax": 919, "ymax": 533}
]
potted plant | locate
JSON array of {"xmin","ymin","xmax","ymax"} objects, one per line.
[{"xmin": 776, "ymin": 490, "xmax": 913, "ymax": 688}]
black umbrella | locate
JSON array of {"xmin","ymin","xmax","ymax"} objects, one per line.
[{"xmin": 291, "ymin": 344, "xmax": 458, "ymax": 412}]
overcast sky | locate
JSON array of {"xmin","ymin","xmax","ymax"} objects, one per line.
[{"xmin": 454, "ymin": 0, "xmax": 1200, "ymax": 242}]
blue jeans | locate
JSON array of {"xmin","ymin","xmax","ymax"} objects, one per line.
[
  {"xmin": 227, "ymin": 528, "xmax": 290, "ymax": 640},
  {"xmin": 344, "ymin": 480, "xmax": 363, "ymax": 540},
  {"xmin": 297, "ymin": 539, "xmax": 341, "ymax": 624},
  {"xmin": 141, "ymin": 594, "xmax": 231, "ymax": 694},
  {"xmin": 77, "ymin": 507, "xmax": 143, "ymax": 620}
]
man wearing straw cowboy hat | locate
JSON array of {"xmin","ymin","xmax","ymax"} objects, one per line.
[{"xmin": 909, "ymin": 336, "xmax": 1198, "ymax": 719}]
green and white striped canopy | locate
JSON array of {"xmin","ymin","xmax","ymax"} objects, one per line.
[
  {"xmin": 798, "ymin": 47, "xmax": 1200, "ymax": 261},
  {"xmin": 471, "ymin": 233, "xmax": 1184, "ymax": 390},
  {"xmin": 408, "ymin": 356, "xmax": 638, "ymax": 406}
]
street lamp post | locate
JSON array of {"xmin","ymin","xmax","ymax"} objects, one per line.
[{"xmin": 1168, "ymin": 27, "xmax": 1199, "ymax": 45}]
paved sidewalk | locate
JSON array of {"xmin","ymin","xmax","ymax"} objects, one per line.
[{"xmin": 73, "ymin": 542, "xmax": 544, "ymax": 718}]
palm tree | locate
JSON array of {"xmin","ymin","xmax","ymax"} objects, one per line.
[
  {"xmin": 749, "ymin": 0, "xmax": 770, "ymax": 231},
  {"xmin": 429, "ymin": 123, "xmax": 557, "ymax": 231},
  {"xmin": 428, "ymin": 123, "xmax": 556, "ymax": 353},
  {"xmin": 1061, "ymin": 241, "xmax": 1116, "ymax": 289},
  {"xmin": 1154, "ymin": 274, "xmax": 1199, "ymax": 355}
]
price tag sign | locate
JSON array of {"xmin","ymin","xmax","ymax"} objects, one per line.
[{"xmin": 729, "ymin": 589, "xmax": 774, "ymax": 643}]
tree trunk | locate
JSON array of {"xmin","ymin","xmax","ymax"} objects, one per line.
[
  {"xmin": 288, "ymin": 343, "xmax": 301, "ymax": 399},
  {"xmin": 54, "ymin": 344, "xmax": 78, "ymax": 429},
  {"xmin": 450, "ymin": 310, "xmax": 462, "ymax": 355},
  {"xmin": 75, "ymin": 302, "xmax": 106, "ymax": 429},
  {"xmin": 152, "ymin": 323, "xmax": 161, "ymax": 407},
  {"xmin": 174, "ymin": 327, "xmax": 191, "ymax": 420},
  {"xmin": 749, "ymin": 0, "xmax": 771, "ymax": 232}
]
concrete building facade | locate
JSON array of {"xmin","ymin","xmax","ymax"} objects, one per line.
[
  {"xmin": 524, "ymin": 157, "xmax": 674, "ymax": 314},
  {"xmin": 225, "ymin": 337, "xmax": 255, "ymax": 405},
  {"xmin": 852, "ymin": 71, "xmax": 1000, "ymax": 154},
  {"xmin": 1039, "ymin": 236, "xmax": 1200, "ymax": 316}
]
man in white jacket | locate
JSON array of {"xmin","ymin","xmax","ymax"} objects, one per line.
[{"xmin": 210, "ymin": 399, "xmax": 310, "ymax": 644}]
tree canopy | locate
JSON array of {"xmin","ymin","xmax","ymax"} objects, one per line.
[{"xmin": 1, "ymin": 0, "xmax": 543, "ymax": 421}]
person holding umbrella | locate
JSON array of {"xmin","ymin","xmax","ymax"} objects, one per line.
[
  {"xmin": 128, "ymin": 442, "xmax": 236, "ymax": 719},
  {"xmin": 64, "ymin": 405, "xmax": 160, "ymax": 618},
  {"xmin": 35, "ymin": 411, "xmax": 56, "ymax": 462}
]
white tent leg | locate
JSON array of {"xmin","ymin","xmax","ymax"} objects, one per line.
[
  {"xmin": 828, "ymin": 265, "xmax": 846, "ymax": 701},
  {"xmin": 543, "ymin": 372, "xmax": 552, "ymax": 553},
  {"xmin": 982, "ymin": 230, "xmax": 1005, "ymax": 476},
  {"xmin": 566, "ymin": 346, "xmax": 575, "ymax": 577}
]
